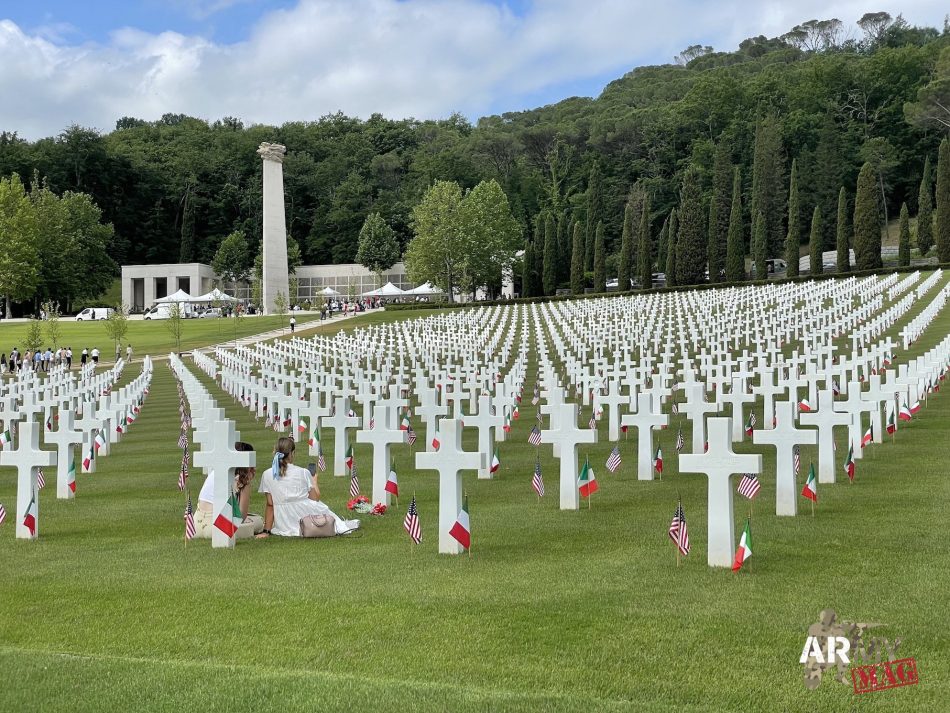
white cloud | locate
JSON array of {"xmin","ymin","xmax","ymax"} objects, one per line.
[{"xmin": 0, "ymin": 1, "xmax": 945, "ymax": 139}]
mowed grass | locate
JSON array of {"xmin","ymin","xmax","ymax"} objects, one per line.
[{"xmin": 1, "ymin": 282, "xmax": 949, "ymax": 712}]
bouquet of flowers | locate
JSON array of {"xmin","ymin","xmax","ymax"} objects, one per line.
[
  {"xmin": 347, "ymin": 495, "xmax": 371, "ymax": 513},
  {"xmin": 370, "ymin": 503, "xmax": 387, "ymax": 516}
]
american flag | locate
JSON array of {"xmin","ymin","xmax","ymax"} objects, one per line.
[
  {"xmin": 737, "ymin": 473, "xmax": 761, "ymax": 500},
  {"xmin": 528, "ymin": 426, "xmax": 542, "ymax": 446},
  {"xmin": 748, "ymin": 412, "xmax": 757, "ymax": 428},
  {"xmin": 793, "ymin": 445, "xmax": 801, "ymax": 476},
  {"xmin": 675, "ymin": 425, "xmax": 685, "ymax": 452},
  {"xmin": 668, "ymin": 501, "xmax": 690, "ymax": 556},
  {"xmin": 404, "ymin": 495, "xmax": 422, "ymax": 543},
  {"xmin": 606, "ymin": 445, "xmax": 622, "ymax": 473},
  {"xmin": 531, "ymin": 385, "xmax": 540, "ymax": 405},
  {"xmin": 178, "ymin": 462, "xmax": 188, "ymax": 492},
  {"xmin": 184, "ymin": 492, "xmax": 196, "ymax": 540},
  {"xmin": 178, "ymin": 430, "xmax": 188, "ymax": 449},
  {"xmin": 531, "ymin": 455, "xmax": 544, "ymax": 497},
  {"xmin": 37, "ymin": 469, "xmax": 46, "ymax": 489},
  {"xmin": 182, "ymin": 447, "xmax": 190, "ymax": 467},
  {"xmin": 536, "ymin": 409, "xmax": 542, "ymax": 425},
  {"xmin": 406, "ymin": 426, "xmax": 417, "ymax": 446},
  {"xmin": 671, "ymin": 401, "xmax": 679, "ymax": 415},
  {"xmin": 349, "ymin": 462, "xmax": 360, "ymax": 498},
  {"xmin": 0, "ymin": 502, "xmax": 6, "ymax": 525},
  {"xmin": 317, "ymin": 447, "xmax": 327, "ymax": 472},
  {"xmin": 589, "ymin": 412, "xmax": 596, "ymax": 429}
]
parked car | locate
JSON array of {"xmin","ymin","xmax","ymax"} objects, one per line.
[
  {"xmin": 75, "ymin": 307, "xmax": 114, "ymax": 321},
  {"xmin": 143, "ymin": 303, "xmax": 194, "ymax": 320},
  {"xmin": 197, "ymin": 308, "xmax": 222, "ymax": 319}
]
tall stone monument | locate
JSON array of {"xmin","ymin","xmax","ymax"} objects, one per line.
[{"xmin": 257, "ymin": 142, "xmax": 290, "ymax": 315}]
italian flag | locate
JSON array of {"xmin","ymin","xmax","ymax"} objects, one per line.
[
  {"xmin": 448, "ymin": 495, "xmax": 471, "ymax": 550},
  {"xmin": 298, "ymin": 418, "xmax": 308, "ymax": 435},
  {"xmin": 94, "ymin": 432, "xmax": 107, "ymax": 452},
  {"xmin": 910, "ymin": 399, "xmax": 921, "ymax": 414},
  {"xmin": 843, "ymin": 443, "xmax": 855, "ymax": 482},
  {"xmin": 489, "ymin": 447, "xmax": 501, "ymax": 474},
  {"xmin": 798, "ymin": 399, "xmax": 812, "ymax": 413},
  {"xmin": 731, "ymin": 519, "xmax": 752, "ymax": 572},
  {"xmin": 503, "ymin": 411, "xmax": 512, "ymax": 433},
  {"xmin": 653, "ymin": 446, "xmax": 663, "ymax": 474},
  {"xmin": 385, "ymin": 460, "xmax": 399, "ymax": 496},
  {"xmin": 400, "ymin": 412, "xmax": 411, "ymax": 431},
  {"xmin": 213, "ymin": 491, "xmax": 242, "ymax": 538},
  {"xmin": 898, "ymin": 402, "xmax": 912, "ymax": 422},
  {"xmin": 744, "ymin": 415, "xmax": 754, "ymax": 437},
  {"xmin": 83, "ymin": 442, "xmax": 95, "ymax": 469},
  {"xmin": 67, "ymin": 460, "xmax": 76, "ymax": 493},
  {"xmin": 512, "ymin": 405, "xmax": 520, "ymax": 420},
  {"xmin": 801, "ymin": 464, "xmax": 818, "ymax": 502},
  {"xmin": 578, "ymin": 456, "xmax": 598, "ymax": 497},
  {"xmin": 0, "ymin": 430, "xmax": 12, "ymax": 446},
  {"xmin": 308, "ymin": 425, "xmax": 318, "ymax": 448},
  {"xmin": 861, "ymin": 425, "xmax": 873, "ymax": 447},
  {"xmin": 886, "ymin": 407, "xmax": 897, "ymax": 434},
  {"xmin": 344, "ymin": 444, "xmax": 354, "ymax": 470},
  {"xmin": 431, "ymin": 425, "xmax": 441, "ymax": 450},
  {"xmin": 23, "ymin": 491, "xmax": 38, "ymax": 536}
]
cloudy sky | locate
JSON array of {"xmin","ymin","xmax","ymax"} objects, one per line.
[{"xmin": 1, "ymin": 1, "xmax": 945, "ymax": 139}]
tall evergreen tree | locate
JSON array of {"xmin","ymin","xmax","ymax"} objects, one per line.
[
  {"xmin": 785, "ymin": 159, "xmax": 801, "ymax": 277},
  {"xmin": 618, "ymin": 191, "xmax": 635, "ymax": 292},
  {"xmin": 521, "ymin": 238, "xmax": 535, "ymax": 297},
  {"xmin": 675, "ymin": 168, "xmax": 707, "ymax": 286},
  {"xmin": 570, "ymin": 222, "xmax": 584, "ymax": 295},
  {"xmin": 917, "ymin": 156, "xmax": 934, "ymax": 257},
  {"xmin": 556, "ymin": 213, "xmax": 570, "ymax": 284},
  {"xmin": 707, "ymin": 136, "xmax": 731, "ymax": 283},
  {"xmin": 750, "ymin": 116, "xmax": 787, "ymax": 258},
  {"xmin": 179, "ymin": 186, "xmax": 196, "ymax": 263},
  {"xmin": 584, "ymin": 163, "xmax": 603, "ymax": 271},
  {"xmin": 808, "ymin": 206, "xmax": 823, "ymax": 275},
  {"xmin": 898, "ymin": 202, "xmax": 911, "ymax": 267},
  {"xmin": 593, "ymin": 221, "xmax": 606, "ymax": 293},
  {"xmin": 542, "ymin": 212, "xmax": 557, "ymax": 295},
  {"xmin": 813, "ymin": 112, "xmax": 845, "ymax": 248},
  {"xmin": 656, "ymin": 216, "xmax": 669, "ymax": 278},
  {"xmin": 936, "ymin": 138, "xmax": 950, "ymax": 263},
  {"xmin": 665, "ymin": 209, "xmax": 678, "ymax": 287},
  {"xmin": 725, "ymin": 167, "xmax": 745, "ymax": 282},
  {"xmin": 853, "ymin": 162, "xmax": 882, "ymax": 271},
  {"xmin": 836, "ymin": 187, "xmax": 850, "ymax": 273},
  {"xmin": 533, "ymin": 226, "xmax": 544, "ymax": 293},
  {"xmin": 638, "ymin": 192, "xmax": 653, "ymax": 290},
  {"xmin": 752, "ymin": 210, "xmax": 767, "ymax": 280}
]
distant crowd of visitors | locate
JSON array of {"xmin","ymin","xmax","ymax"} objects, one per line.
[{"xmin": 0, "ymin": 344, "xmax": 134, "ymax": 373}]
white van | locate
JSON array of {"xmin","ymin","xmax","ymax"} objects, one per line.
[
  {"xmin": 75, "ymin": 307, "xmax": 114, "ymax": 321},
  {"xmin": 144, "ymin": 303, "xmax": 193, "ymax": 320}
]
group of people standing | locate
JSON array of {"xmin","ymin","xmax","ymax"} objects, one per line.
[
  {"xmin": 193, "ymin": 436, "xmax": 359, "ymax": 539},
  {"xmin": 0, "ymin": 346, "xmax": 108, "ymax": 373}
]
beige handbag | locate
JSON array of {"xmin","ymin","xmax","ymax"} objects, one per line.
[{"xmin": 299, "ymin": 513, "xmax": 336, "ymax": 538}]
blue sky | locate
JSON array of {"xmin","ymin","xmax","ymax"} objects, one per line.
[{"xmin": 1, "ymin": 1, "xmax": 945, "ymax": 139}]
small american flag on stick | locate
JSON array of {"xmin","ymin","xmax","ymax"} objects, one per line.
[
  {"xmin": 37, "ymin": 469, "xmax": 46, "ymax": 489},
  {"xmin": 404, "ymin": 495, "xmax": 421, "ymax": 544},
  {"xmin": 531, "ymin": 456, "xmax": 544, "ymax": 497},
  {"xmin": 605, "ymin": 445, "xmax": 622, "ymax": 473},
  {"xmin": 737, "ymin": 473, "xmax": 761, "ymax": 500},
  {"xmin": 675, "ymin": 425, "xmax": 685, "ymax": 452},
  {"xmin": 349, "ymin": 462, "xmax": 360, "ymax": 498},
  {"xmin": 793, "ymin": 445, "xmax": 801, "ymax": 476},
  {"xmin": 528, "ymin": 426, "xmax": 542, "ymax": 446},
  {"xmin": 668, "ymin": 500, "xmax": 690, "ymax": 557},
  {"xmin": 184, "ymin": 492, "xmax": 196, "ymax": 540}
]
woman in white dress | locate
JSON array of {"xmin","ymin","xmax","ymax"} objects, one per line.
[{"xmin": 256, "ymin": 437, "xmax": 359, "ymax": 537}]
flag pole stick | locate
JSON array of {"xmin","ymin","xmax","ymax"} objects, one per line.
[{"xmin": 811, "ymin": 498, "xmax": 814, "ymax": 517}]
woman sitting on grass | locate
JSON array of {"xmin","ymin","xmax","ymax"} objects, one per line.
[
  {"xmin": 256, "ymin": 436, "xmax": 359, "ymax": 538},
  {"xmin": 194, "ymin": 441, "xmax": 264, "ymax": 538}
]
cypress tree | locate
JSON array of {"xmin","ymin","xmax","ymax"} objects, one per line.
[
  {"xmin": 753, "ymin": 210, "xmax": 767, "ymax": 280},
  {"xmin": 638, "ymin": 192, "xmax": 653, "ymax": 290},
  {"xmin": 898, "ymin": 202, "xmax": 911, "ymax": 267},
  {"xmin": 533, "ymin": 227, "xmax": 544, "ymax": 292},
  {"xmin": 521, "ymin": 239, "xmax": 535, "ymax": 297},
  {"xmin": 813, "ymin": 112, "xmax": 845, "ymax": 248},
  {"xmin": 675, "ymin": 168, "xmax": 707, "ymax": 286},
  {"xmin": 785, "ymin": 159, "xmax": 801, "ymax": 277},
  {"xmin": 853, "ymin": 161, "xmax": 882, "ymax": 271},
  {"xmin": 725, "ymin": 167, "xmax": 745, "ymax": 282},
  {"xmin": 936, "ymin": 138, "xmax": 950, "ymax": 262},
  {"xmin": 570, "ymin": 222, "xmax": 584, "ymax": 294},
  {"xmin": 917, "ymin": 156, "xmax": 934, "ymax": 257},
  {"xmin": 750, "ymin": 117, "xmax": 787, "ymax": 258},
  {"xmin": 179, "ymin": 188, "xmax": 196, "ymax": 263},
  {"xmin": 836, "ymin": 187, "xmax": 850, "ymax": 273},
  {"xmin": 657, "ymin": 216, "xmax": 669, "ymax": 277},
  {"xmin": 665, "ymin": 209, "xmax": 678, "ymax": 287},
  {"xmin": 585, "ymin": 164, "xmax": 603, "ymax": 271},
  {"xmin": 593, "ymin": 221, "xmax": 606, "ymax": 293},
  {"xmin": 707, "ymin": 136, "xmax": 731, "ymax": 283},
  {"xmin": 808, "ymin": 206, "xmax": 823, "ymax": 275},
  {"xmin": 618, "ymin": 192, "xmax": 635, "ymax": 292},
  {"xmin": 542, "ymin": 212, "xmax": 558, "ymax": 295},
  {"xmin": 557, "ymin": 213, "xmax": 570, "ymax": 283}
]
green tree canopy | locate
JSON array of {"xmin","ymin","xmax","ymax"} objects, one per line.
[{"xmin": 355, "ymin": 212, "xmax": 400, "ymax": 286}]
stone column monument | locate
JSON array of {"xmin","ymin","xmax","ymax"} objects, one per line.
[{"xmin": 257, "ymin": 142, "xmax": 290, "ymax": 315}]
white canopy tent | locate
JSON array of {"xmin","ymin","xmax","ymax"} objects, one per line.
[
  {"xmin": 192, "ymin": 288, "xmax": 238, "ymax": 303},
  {"xmin": 404, "ymin": 281, "xmax": 443, "ymax": 295},
  {"xmin": 320, "ymin": 286, "xmax": 342, "ymax": 296},
  {"xmin": 154, "ymin": 289, "xmax": 193, "ymax": 303},
  {"xmin": 362, "ymin": 281, "xmax": 405, "ymax": 297}
]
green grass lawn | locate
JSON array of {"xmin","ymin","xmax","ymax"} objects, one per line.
[{"xmin": 0, "ymin": 282, "xmax": 948, "ymax": 712}]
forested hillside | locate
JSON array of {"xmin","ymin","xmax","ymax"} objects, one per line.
[{"xmin": 0, "ymin": 13, "xmax": 947, "ymax": 278}]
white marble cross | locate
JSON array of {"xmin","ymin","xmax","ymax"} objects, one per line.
[
  {"xmin": 415, "ymin": 418, "xmax": 483, "ymax": 554},
  {"xmin": 43, "ymin": 409, "xmax": 84, "ymax": 500},
  {"xmin": 678, "ymin": 417, "xmax": 762, "ymax": 567},
  {"xmin": 753, "ymin": 400, "xmax": 817, "ymax": 516},
  {"xmin": 720, "ymin": 377, "xmax": 755, "ymax": 442},
  {"xmin": 355, "ymin": 404, "xmax": 405, "ymax": 506},
  {"xmin": 620, "ymin": 392, "xmax": 668, "ymax": 480},
  {"xmin": 799, "ymin": 388, "xmax": 851, "ymax": 483},
  {"xmin": 324, "ymin": 396, "xmax": 361, "ymax": 476},
  {"xmin": 540, "ymin": 402, "xmax": 597, "ymax": 510},
  {"xmin": 191, "ymin": 419, "xmax": 254, "ymax": 549},
  {"xmin": 596, "ymin": 380, "xmax": 628, "ymax": 442},
  {"xmin": 461, "ymin": 394, "xmax": 503, "ymax": 479},
  {"xmin": 681, "ymin": 382, "xmax": 719, "ymax": 453},
  {"xmin": 1, "ymin": 420, "xmax": 57, "ymax": 540},
  {"xmin": 74, "ymin": 402, "xmax": 103, "ymax": 474}
]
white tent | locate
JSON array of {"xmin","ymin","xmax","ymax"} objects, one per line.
[
  {"xmin": 320, "ymin": 286, "xmax": 341, "ymax": 296},
  {"xmin": 154, "ymin": 289, "xmax": 193, "ymax": 303},
  {"xmin": 192, "ymin": 288, "xmax": 238, "ymax": 303},
  {"xmin": 362, "ymin": 281, "xmax": 405, "ymax": 297},
  {"xmin": 404, "ymin": 281, "xmax": 443, "ymax": 295}
]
